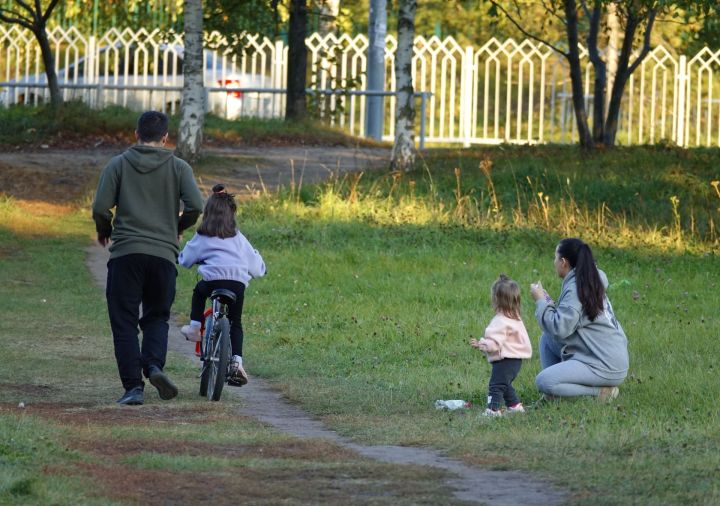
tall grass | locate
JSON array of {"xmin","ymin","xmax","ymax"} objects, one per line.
[{"xmin": 241, "ymin": 146, "xmax": 720, "ymax": 254}]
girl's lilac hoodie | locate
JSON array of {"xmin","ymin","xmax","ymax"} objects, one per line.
[{"xmin": 178, "ymin": 231, "xmax": 266, "ymax": 286}]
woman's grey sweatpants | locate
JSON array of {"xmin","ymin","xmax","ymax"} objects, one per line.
[{"xmin": 536, "ymin": 333, "xmax": 623, "ymax": 397}]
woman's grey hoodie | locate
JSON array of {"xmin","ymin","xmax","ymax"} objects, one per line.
[{"xmin": 535, "ymin": 269, "xmax": 629, "ymax": 380}]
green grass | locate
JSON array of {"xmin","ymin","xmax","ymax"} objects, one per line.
[
  {"xmin": 0, "ymin": 102, "xmax": 383, "ymax": 148},
  {"xmin": 205, "ymin": 145, "xmax": 717, "ymax": 504},
  {"xmin": 0, "ymin": 197, "xmax": 462, "ymax": 505},
  {"xmin": 1, "ymin": 145, "xmax": 719, "ymax": 504}
]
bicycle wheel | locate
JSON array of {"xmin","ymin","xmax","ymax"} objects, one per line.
[
  {"xmin": 199, "ymin": 313, "xmax": 214, "ymax": 397},
  {"xmin": 206, "ymin": 316, "xmax": 230, "ymax": 401}
]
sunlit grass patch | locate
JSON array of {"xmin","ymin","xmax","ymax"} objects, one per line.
[
  {"xmin": 0, "ymin": 196, "xmax": 88, "ymax": 237},
  {"xmin": 238, "ymin": 145, "xmax": 720, "ymax": 253}
]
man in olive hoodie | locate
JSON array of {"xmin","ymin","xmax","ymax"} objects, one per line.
[{"xmin": 92, "ymin": 111, "xmax": 204, "ymax": 405}]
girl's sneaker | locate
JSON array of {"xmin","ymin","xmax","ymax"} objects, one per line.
[
  {"xmin": 506, "ymin": 403, "xmax": 525, "ymax": 414},
  {"xmin": 481, "ymin": 408, "xmax": 503, "ymax": 417},
  {"xmin": 180, "ymin": 325, "xmax": 201, "ymax": 342},
  {"xmin": 227, "ymin": 356, "xmax": 248, "ymax": 387}
]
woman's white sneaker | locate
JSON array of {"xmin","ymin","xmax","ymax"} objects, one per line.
[{"xmin": 597, "ymin": 386, "xmax": 619, "ymax": 402}]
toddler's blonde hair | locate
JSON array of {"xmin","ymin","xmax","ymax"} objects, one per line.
[{"xmin": 491, "ymin": 274, "xmax": 522, "ymax": 320}]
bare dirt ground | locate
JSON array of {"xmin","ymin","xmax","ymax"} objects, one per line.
[
  {"xmin": 0, "ymin": 145, "xmax": 392, "ymax": 204},
  {"xmin": 1, "ymin": 145, "xmax": 566, "ymax": 505}
]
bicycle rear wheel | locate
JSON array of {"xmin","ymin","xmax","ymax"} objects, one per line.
[{"xmin": 206, "ymin": 316, "xmax": 230, "ymax": 401}]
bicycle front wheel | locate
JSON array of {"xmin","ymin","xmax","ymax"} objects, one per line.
[{"xmin": 206, "ymin": 316, "xmax": 230, "ymax": 402}]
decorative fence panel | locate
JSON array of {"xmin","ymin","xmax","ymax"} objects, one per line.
[{"xmin": 1, "ymin": 26, "xmax": 719, "ymax": 147}]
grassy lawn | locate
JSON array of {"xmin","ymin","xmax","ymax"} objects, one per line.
[
  {"xmin": 1, "ymin": 144, "xmax": 719, "ymax": 504},
  {"xmin": 230, "ymin": 145, "xmax": 720, "ymax": 504}
]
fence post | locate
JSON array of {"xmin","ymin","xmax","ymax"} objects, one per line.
[
  {"xmin": 460, "ymin": 46, "xmax": 474, "ymax": 147},
  {"xmin": 676, "ymin": 55, "xmax": 687, "ymax": 148},
  {"xmin": 96, "ymin": 83, "xmax": 104, "ymax": 109},
  {"xmin": 274, "ymin": 39, "xmax": 285, "ymax": 116},
  {"xmin": 419, "ymin": 92, "xmax": 427, "ymax": 150},
  {"xmin": 87, "ymin": 36, "xmax": 96, "ymax": 83}
]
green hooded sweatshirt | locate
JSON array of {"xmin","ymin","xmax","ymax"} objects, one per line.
[{"xmin": 92, "ymin": 145, "xmax": 204, "ymax": 264}]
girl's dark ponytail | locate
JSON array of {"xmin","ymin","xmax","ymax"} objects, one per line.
[{"xmin": 557, "ymin": 238, "xmax": 604, "ymax": 321}]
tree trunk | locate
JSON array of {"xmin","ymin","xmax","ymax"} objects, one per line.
[
  {"xmin": 586, "ymin": 1, "xmax": 605, "ymax": 143},
  {"xmin": 604, "ymin": 14, "xmax": 640, "ymax": 146},
  {"xmin": 563, "ymin": 0, "xmax": 592, "ymax": 148},
  {"xmin": 318, "ymin": 0, "xmax": 340, "ymax": 35},
  {"xmin": 35, "ymin": 23, "xmax": 61, "ymax": 109},
  {"xmin": 391, "ymin": 0, "xmax": 417, "ymax": 172},
  {"xmin": 605, "ymin": 2, "xmax": 620, "ymax": 118},
  {"xmin": 286, "ymin": 0, "xmax": 308, "ymax": 120},
  {"xmin": 177, "ymin": 0, "xmax": 205, "ymax": 163}
]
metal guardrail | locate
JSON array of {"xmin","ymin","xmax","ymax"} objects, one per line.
[{"xmin": 0, "ymin": 82, "xmax": 432, "ymax": 149}]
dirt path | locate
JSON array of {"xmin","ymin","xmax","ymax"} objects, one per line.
[
  {"xmin": 85, "ymin": 242, "xmax": 566, "ymax": 506},
  {"xmin": 0, "ymin": 146, "xmax": 391, "ymax": 203}
]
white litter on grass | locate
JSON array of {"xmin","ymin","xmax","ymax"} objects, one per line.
[
  {"xmin": 434, "ymin": 399, "xmax": 470, "ymax": 410},
  {"xmin": 18, "ymin": 402, "xmax": 25, "ymax": 408}
]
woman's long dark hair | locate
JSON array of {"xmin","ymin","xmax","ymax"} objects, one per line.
[
  {"xmin": 197, "ymin": 184, "xmax": 237, "ymax": 238},
  {"xmin": 557, "ymin": 238, "xmax": 604, "ymax": 321}
]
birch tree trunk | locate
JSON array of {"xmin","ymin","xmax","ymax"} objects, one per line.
[
  {"xmin": 318, "ymin": 0, "xmax": 340, "ymax": 35},
  {"xmin": 177, "ymin": 0, "xmax": 205, "ymax": 162},
  {"xmin": 390, "ymin": 0, "xmax": 417, "ymax": 172},
  {"xmin": 605, "ymin": 2, "xmax": 620, "ymax": 118},
  {"xmin": 286, "ymin": 0, "xmax": 308, "ymax": 120}
]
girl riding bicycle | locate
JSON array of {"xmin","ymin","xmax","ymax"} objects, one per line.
[{"xmin": 179, "ymin": 184, "xmax": 266, "ymax": 386}]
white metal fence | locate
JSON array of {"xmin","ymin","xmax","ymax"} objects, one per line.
[{"xmin": 1, "ymin": 25, "xmax": 720, "ymax": 147}]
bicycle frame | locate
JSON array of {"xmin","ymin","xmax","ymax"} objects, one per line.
[{"xmin": 201, "ymin": 297, "xmax": 231, "ymax": 363}]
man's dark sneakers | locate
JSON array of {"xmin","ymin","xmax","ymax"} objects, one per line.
[
  {"xmin": 117, "ymin": 386, "xmax": 144, "ymax": 405},
  {"xmin": 148, "ymin": 365, "xmax": 178, "ymax": 400}
]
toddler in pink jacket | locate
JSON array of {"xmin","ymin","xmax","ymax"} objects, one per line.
[{"xmin": 470, "ymin": 274, "xmax": 532, "ymax": 416}]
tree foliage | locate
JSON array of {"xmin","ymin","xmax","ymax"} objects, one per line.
[
  {"xmin": 490, "ymin": 0, "xmax": 714, "ymax": 148},
  {"xmin": 0, "ymin": 0, "xmax": 62, "ymax": 108}
]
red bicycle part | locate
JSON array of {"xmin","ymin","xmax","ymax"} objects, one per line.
[{"xmin": 196, "ymin": 307, "xmax": 213, "ymax": 356}]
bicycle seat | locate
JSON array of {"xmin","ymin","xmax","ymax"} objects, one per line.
[{"xmin": 209, "ymin": 289, "xmax": 236, "ymax": 304}]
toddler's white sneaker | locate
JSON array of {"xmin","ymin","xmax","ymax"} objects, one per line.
[{"xmin": 506, "ymin": 403, "xmax": 525, "ymax": 414}]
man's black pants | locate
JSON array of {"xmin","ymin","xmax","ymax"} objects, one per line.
[
  {"xmin": 106, "ymin": 254, "xmax": 177, "ymax": 391},
  {"xmin": 488, "ymin": 358, "xmax": 522, "ymax": 410},
  {"xmin": 190, "ymin": 279, "xmax": 245, "ymax": 357}
]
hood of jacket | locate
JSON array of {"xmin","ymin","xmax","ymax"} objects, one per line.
[
  {"xmin": 122, "ymin": 145, "xmax": 174, "ymax": 174},
  {"xmin": 561, "ymin": 268, "xmax": 609, "ymax": 294}
]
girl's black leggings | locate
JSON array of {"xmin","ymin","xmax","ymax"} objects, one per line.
[
  {"xmin": 487, "ymin": 358, "xmax": 522, "ymax": 410},
  {"xmin": 190, "ymin": 279, "xmax": 246, "ymax": 357}
]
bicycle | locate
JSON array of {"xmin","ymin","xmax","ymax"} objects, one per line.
[{"xmin": 198, "ymin": 288, "xmax": 236, "ymax": 401}]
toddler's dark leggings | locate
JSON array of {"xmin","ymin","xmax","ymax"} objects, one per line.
[{"xmin": 487, "ymin": 358, "xmax": 522, "ymax": 410}]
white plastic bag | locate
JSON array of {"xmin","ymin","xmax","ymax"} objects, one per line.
[{"xmin": 434, "ymin": 399, "xmax": 470, "ymax": 410}]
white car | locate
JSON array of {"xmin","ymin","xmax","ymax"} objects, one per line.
[{"xmin": 0, "ymin": 43, "xmax": 275, "ymax": 119}]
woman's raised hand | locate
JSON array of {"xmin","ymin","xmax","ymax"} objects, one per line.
[{"xmin": 530, "ymin": 280, "xmax": 545, "ymax": 301}]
